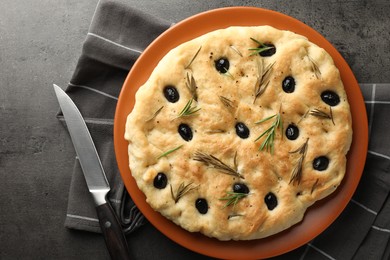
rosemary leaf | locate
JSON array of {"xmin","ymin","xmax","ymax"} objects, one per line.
[
  {"xmin": 330, "ymin": 106, "xmax": 335, "ymax": 125},
  {"xmin": 219, "ymin": 96, "xmax": 234, "ymax": 109},
  {"xmin": 254, "ymin": 126, "xmax": 273, "ymax": 142},
  {"xmin": 193, "ymin": 151, "xmax": 244, "ymax": 179},
  {"xmin": 289, "ymin": 138, "xmax": 309, "ymax": 185},
  {"xmin": 177, "ymin": 98, "xmax": 201, "ymax": 118},
  {"xmin": 228, "ymin": 213, "xmax": 244, "ymax": 220},
  {"xmin": 157, "ymin": 145, "xmax": 183, "ymax": 159},
  {"xmin": 308, "ymin": 55, "xmax": 321, "ymax": 79},
  {"xmin": 233, "ymin": 151, "xmax": 238, "ymax": 172},
  {"xmin": 253, "ymin": 60, "xmax": 275, "ymax": 103},
  {"xmin": 249, "ymin": 37, "xmax": 275, "ymax": 56},
  {"xmin": 186, "ymin": 72, "xmax": 198, "ymax": 101},
  {"xmin": 254, "ymin": 81, "xmax": 270, "ymax": 104},
  {"xmin": 223, "ymin": 67, "xmax": 235, "ymax": 79},
  {"xmin": 170, "ymin": 182, "xmax": 198, "ymax": 203},
  {"xmin": 205, "ymin": 129, "xmax": 226, "ymax": 134},
  {"xmin": 254, "ymin": 113, "xmax": 283, "ymax": 154},
  {"xmin": 260, "ymin": 131, "xmax": 274, "ymax": 153},
  {"xmin": 250, "ymin": 37, "xmax": 263, "ymax": 46},
  {"xmin": 229, "ymin": 45, "xmax": 243, "ymax": 57},
  {"xmin": 219, "ymin": 191, "xmax": 249, "ymax": 209},
  {"xmin": 309, "ymin": 107, "xmax": 335, "ymax": 125},
  {"xmin": 185, "ymin": 46, "xmax": 202, "ymax": 69},
  {"xmin": 255, "ymin": 114, "xmax": 276, "ymax": 124},
  {"xmin": 297, "ymin": 109, "xmax": 310, "ymax": 124},
  {"xmin": 311, "ymin": 178, "xmax": 319, "ymax": 194},
  {"xmin": 309, "ymin": 108, "xmax": 330, "ymax": 119},
  {"xmin": 145, "ymin": 106, "xmax": 164, "ymax": 122}
]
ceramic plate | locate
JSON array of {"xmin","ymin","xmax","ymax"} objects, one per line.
[{"xmin": 114, "ymin": 7, "xmax": 368, "ymax": 259}]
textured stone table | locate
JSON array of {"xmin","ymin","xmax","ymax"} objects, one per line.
[{"xmin": 1, "ymin": 0, "xmax": 389, "ymax": 259}]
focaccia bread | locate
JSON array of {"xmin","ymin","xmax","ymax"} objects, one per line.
[{"xmin": 125, "ymin": 25, "xmax": 352, "ymax": 241}]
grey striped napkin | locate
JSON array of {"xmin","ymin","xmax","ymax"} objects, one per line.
[
  {"xmin": 59, "ymin": 0, "xmax": 172, "ymax": 234},
  {"xmin": 58, "ymin": 0, "xmax": 390, "ymax": 259}
]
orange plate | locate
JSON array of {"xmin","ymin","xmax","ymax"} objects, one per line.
[{"xmin": 114, "ymin": 7, "xmax": 368, "ymax": 259}]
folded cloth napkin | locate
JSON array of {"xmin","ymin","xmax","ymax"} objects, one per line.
[
  {"xmin": 58, "ymin": 0, "xmax": 390, "ymax": 259},
  {"xmin": 58, "ymin": 0, "xmax": 172, "ymax": 234}
]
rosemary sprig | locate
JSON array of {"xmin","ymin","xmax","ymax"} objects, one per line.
[
  {"xmin": 254, "ymin": 113, "xmax": 283, "ymax": 154},
  {"xmin": 308, "ymin": 55, "xmax": 321, "ymax": 79},
  {"xmin": 185, "ymin": 46, "xmax": 202, "ymax": 69},
  {"xmin": 177, "ymin": 98, "xmax": 201, "ymax": 118},
  {"xmin": 193, "ymin": 151, "xmax": 244, "ymax": 179},
  {"xmin": 157, "ymin": 145, "xmax": 183, "ymax": 159},
  {"xmin": 310, "ymin": 107, "xmax": 335, "ymax": 125},
  {"xmin": 186, "ymin": 72, "xmax": 198, "ymax": 101},
  {"xmin": 249, "ymin": 37, "xmax": 275, "ymax": 56},
  {"xmin": 229, "ymin": 45, "xmax": 243, "ymax": 57},
  {"xmin": 145, "ymin": 106, "xmax": 164, "ymax": 122},
  {"xmin": 170, "ymin": 182, "xmax": 198, "ymax": 203},
  {"xmin": 219, "ymin": 95, "xmax": 234, "ymax": 109},
  {"xmin": 253, "ymin": 60, "xmax": 275, "ymax": 103},
  {"xmin": 289, "ymin": 138, "xmax": 309, "ymax": 185},
  {"xmin": 219, "ymin": 191, "xmax": 249, "ymax": 209}
]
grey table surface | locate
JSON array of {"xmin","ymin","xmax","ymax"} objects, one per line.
[{"xmin": 1, "ymin": 0, "xmax": 389, "ymax": 259}]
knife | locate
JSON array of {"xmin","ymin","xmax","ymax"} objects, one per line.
[{"xmin": 53, "ymin": 84, "xmax": 130, "ymax": 260}]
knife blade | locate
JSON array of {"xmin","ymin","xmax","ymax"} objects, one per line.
[{"xmin": 53, "ymin": 84, "xmax": 130, "ymax": 260}]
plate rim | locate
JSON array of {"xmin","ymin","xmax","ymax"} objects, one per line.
[{"xmin": 114, "ymin": 6, "xmax": 368, "ymax": 259}]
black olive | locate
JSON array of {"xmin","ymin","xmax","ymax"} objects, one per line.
[
  {"xmin": 153, "ymin": 172, "xmax": 167, "ymax": 189},
  {"xmin": 286, "ymin": 124, "xmax": 299, "ymax": 140},
  {"xmin": 264, "ymin": 192, "xmax": 278, "ymax": 210},
  {"xmin": 321, "ymin": 90, "xmax": 340, "ymax": 106},
  {"xmin": 313, "ymin": 156, "xmax": 329, "ymax": 171},
  {"xmin": 233, "ymin": 183, "xmax": 249, "ymax": 194},
  {"xmin": 163, "ymin": 85, "xmax": 179, "ymax": 103},
  {"xmin": 178, "ymin": 123, "xmax": 193, "ymax": 141},
  {"xmin": 282, "ymin": 76, "xmax": 295, "ymax": 93},
  {"xmin": 215, "ymin": 58, "xmax": 230, "ymax": 73},
  {"xmin": 235, "ymin": 122, "xmax": 250, "ymax": 139},
  {"xmin": 195, "ymin": 198, "xmax": 208, "ymax": 214},
  {"xmin": 259, "ymin": 43, "xmax": 276, "ymax": 57}
]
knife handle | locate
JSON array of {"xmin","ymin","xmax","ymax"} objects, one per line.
[{"xmin": 96, "ymin": 202, "xmax": 131, "ymax": 260}]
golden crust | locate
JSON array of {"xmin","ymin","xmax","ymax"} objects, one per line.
[{"xmin": 125, "ymin": 25, "xmax": 352, "ymax": 240}]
